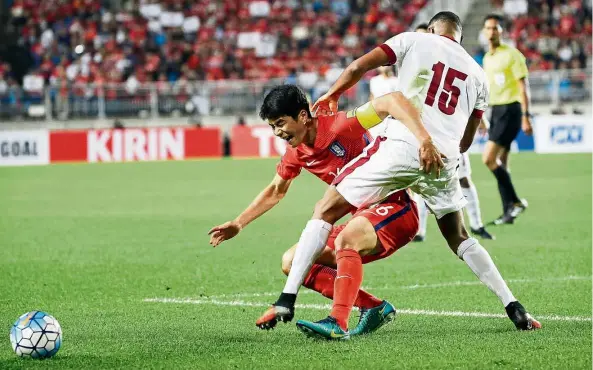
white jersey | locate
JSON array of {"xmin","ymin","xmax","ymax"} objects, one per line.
[{"xmin": 379, "ymin": 32, "xmax": 489, "ymax": 158}]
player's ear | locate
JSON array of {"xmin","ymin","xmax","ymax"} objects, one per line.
[{"xmin": 299, "ymin": 109, "xmax": 309, "ymax": 124}]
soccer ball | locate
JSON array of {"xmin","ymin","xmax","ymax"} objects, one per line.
[{"xmin": 9, "ymin": 311, "xmax": 62, "ymax": 359}]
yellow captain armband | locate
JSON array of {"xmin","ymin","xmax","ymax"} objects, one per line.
[{"xmin": 352, "ymin": 102, "xmax": 382, "ymax": 129}]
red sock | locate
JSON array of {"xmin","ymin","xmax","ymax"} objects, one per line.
[
  {"xmin": 331, "ymin": 249, "xmax": 363, "ymax": 330},
  {"xmin": 354, "ymin": 289, "xmax": 383, "ymax": 310},
  {"xmin": 303, "ymin": 264, "xmax": 382, "ymax": 310},
  {"xmin": 303, "ymin": 264, "xmax": 336, "ymax": 300}
]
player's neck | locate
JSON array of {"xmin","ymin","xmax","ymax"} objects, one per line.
[
  {"xmin": 489, "ymin": 40, "xmax": 501, "ymax": 52},
  {"xmin": 304, "ymin": 118, "xmax": 318, "ymax": 147}
]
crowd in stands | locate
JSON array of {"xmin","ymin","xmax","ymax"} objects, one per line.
[
  {"xmin": 0, "ymin": 0, "xmax": 590, "ymax": 118},
  {"xmin": 0, "ymin": 0, "xmax": 426, "ymax": 97}
]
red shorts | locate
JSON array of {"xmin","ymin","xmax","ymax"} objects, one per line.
[{"xmin": 327, "ymin": 190, "xmax": 419, "ymax": 264}]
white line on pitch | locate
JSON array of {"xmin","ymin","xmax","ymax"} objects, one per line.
[
  {"xmin": 204, "ymin": 275, "xmax": 591, "ymax": 299},
  {"xmin": 386, "ymin": 275, "xmax": 592, "ymax": 291},
  {"xmin": 143, "ymin": 297, "xmax": 592, "ymax": 322}
]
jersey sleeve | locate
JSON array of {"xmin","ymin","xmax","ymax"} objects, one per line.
[
  {"xmin": 379, "ymin": 32, "xmax": 414, "ymax": 66},
  {"xmin": 276, "ymin": 149, "xmax": 302, "ymax": 180},
  {"xmin": 473, "ymin": 75, "xmax": 490, "ymax": 117},
  {"xmin": 510, "ymin": 49, "xmax": 529, "ymax": 80}
]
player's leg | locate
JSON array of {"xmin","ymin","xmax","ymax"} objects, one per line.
[
  {"xmin": 256, "ymin": 186, "xmax": 353, "ymax": 330},
  {"xmin": 483, "ymin": 104, "xmax": 527, "ymax": 224},
  {"xmin": 297, "ymin": 191, "xmax": 417, "ymax": 338},
  {"xmin": 281, "ymin": 238, "xmax": 382, "ymax": 310},
  {"xmin": 296, "ymin": 216, "xmax": 380, "ymax": 339},
  {"xmin": 498, "ymin": 148, "xmax": 510, "ymax": 172},
  {"xmin": 420, "ymin": 167, "xmax": 540, "ymax": 330},
  {"xmin": 349, "ymin": 191, "xmax": 417, "ymax": 335},
  {"xmin": 413, "ymin": 192, "xmax": 429, "ymax": 242},
  {"xmin": 483, "ymin": 141, "xmax": 527, "ymax": 225},
  {"xmin": 434, "ymin": 209, "xmax": 540, "ymax": 330},
  {"xmin": 257, "ymin": 137, "xmax": 413, "ymax": 329},
  {"xmin": 458, "ymin": 153, "xmax": 493, "ymax": 239},
  {"xmin": 459, "ymin": 178, "xmax": 494, "ymax": 240}
]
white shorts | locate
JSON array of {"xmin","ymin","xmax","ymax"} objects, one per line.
[
  {"xmin": 458, "ymin": 152, "xmax": 471, "ymax": 179},
  {"xmin": 334, "ymin": 137, "xmax": 467, "ymax": 219}
]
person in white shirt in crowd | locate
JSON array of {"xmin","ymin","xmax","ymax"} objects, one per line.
[{"xmin": 368, "ymin": 66, "xmax": 398, "ymax": 138}]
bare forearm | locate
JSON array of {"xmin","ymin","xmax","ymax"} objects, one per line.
[
  {"xmin": 460, "ymin": 116, "xmax": 481, "ymax": 153},
  {"xmin": 234, "ymin": 188, "xmax": 283, "ymax": 228},
  {"xmin": 519, "ymin": 78, "xmax": 530, "ymax": 114}
]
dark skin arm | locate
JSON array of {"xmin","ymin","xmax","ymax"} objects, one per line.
[{"xmin": 460, "ymin": 115, "xmax": 482, "ymax": 153}]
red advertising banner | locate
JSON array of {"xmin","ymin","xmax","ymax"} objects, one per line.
[
  {"xmin": 50, "ymin": 127, "xmax": 221, "ymax": 163},
  {"xmin": 231, "ymin": 125, "xmax": 287, "ymax": 158}
]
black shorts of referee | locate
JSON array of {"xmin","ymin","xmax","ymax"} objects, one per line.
[{"xmin": 488, "ymin": 101, "xmax": 522, "ymax": 151}]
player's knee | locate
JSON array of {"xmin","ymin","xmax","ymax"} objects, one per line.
[
  {"xmin": 281, "ymin": 246, "xmax": 296, "ymax": 276},
  {"xmin": 312, "ymin": 189, "xmax": 351, "ymax": 224},
  {"xmin": 482, "ymin": 147, "xmax": 500, "ymax": 170},
  {"xmin": 334, "ymin": 217, "xmax": 377, "ymax": 255}
]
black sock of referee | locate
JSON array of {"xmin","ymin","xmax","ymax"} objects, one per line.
[
  {"xmin": 492, "ymin": 166, "xmax": 521, "ymax": 211},
  {"xmin": 496, "ymin": 180, "xmax": 512, "ymax": 212}
]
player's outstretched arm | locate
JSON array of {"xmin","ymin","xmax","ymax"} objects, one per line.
[
  {"xmin": 312, "ymin": 47, "xmax": 390, "ymax": 115},
  {"xmin": 208, "ymin": 174, "xmax": 292, "ymax": 247},
  {"xmin": 370, "ymin": 92, "xmax": 445, "ymax": 176}
]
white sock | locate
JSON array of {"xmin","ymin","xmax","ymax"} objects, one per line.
[
  {"xmin": 457, "ymin": 238, "xmax": 516, "ymax": 307},
  {"xmin": 282, "ymin": 219, "xmax": 332, "ymax": 294},
  {"xmin": 415, "ymin": 194, "xmax": 429, "ymax": 237},
  {"xmin": 461, "ymin": 181, "xmax": 484, "ymax": 230}
]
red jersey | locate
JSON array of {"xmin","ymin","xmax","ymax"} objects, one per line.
[{"xmin": 276, "ymin": 112, "xmax": 372, "ymax": 185}]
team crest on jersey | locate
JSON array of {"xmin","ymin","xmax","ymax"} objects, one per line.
[{"xmin": 329, "ymin": 141, "xmax": 346, "ymax": 157}]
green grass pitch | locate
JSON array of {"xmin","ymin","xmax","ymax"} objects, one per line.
[{"xmin": 0, "ymin": 153, "xmax": 591, "ymax": 369}]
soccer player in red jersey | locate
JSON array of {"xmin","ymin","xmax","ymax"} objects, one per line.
[{"xmin": 208, "ymin": 84, "xmax": 420, "ymax": 336}]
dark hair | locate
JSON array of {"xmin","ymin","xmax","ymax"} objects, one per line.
[
  {"xmin": 484, "ymin": 14, "xmax": 505, "ymax": 28},
  {"xmin": 428, "ymin": 11, "xmax": 462, "ymax": 31},
  {"xmin": 416, "ymin": 23, "xmax": 429, "ymax": 31},
  {"xmin": 259, "ymin": 84, "xmax": 311, "ymax": 121}
]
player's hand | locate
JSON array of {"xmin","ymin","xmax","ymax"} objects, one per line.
[
  {"xmin": 311, "ymin": 93, "xmax": 339, "ymax": 116},
  {"xmin": 419, "ymin": 139, "xmax": 445, "ymax": 178},
  {"xmin": 208, "ymin": 221, "xmax": 242, "ymax": 247},
  {"xmin": 522, "ymin": 116, "xmax": 533, "ymax": 136}
]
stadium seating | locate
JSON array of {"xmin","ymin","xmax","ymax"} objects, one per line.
[
  {"xmin": 0, "ymin": 0, "xmax": 590, "ymax": 119},
  {"xmin": 483, "ymin": 0, "xmax": 592, "ymax": 71},
  {"xmin": 3, "ymin": 0, "xmax": 426, "ymax": 87}
]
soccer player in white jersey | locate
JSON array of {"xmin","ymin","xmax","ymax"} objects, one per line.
[
  {"xmin": 256, "ymin": 11, "xmax": 540, "ymax": 337},
  {"xmin": 411, "ymin": 23, "xmax": 495, "ymax": 242}
]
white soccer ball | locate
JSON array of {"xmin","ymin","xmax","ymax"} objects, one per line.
[{"xmin": 9, "ymin": 311, "xmax": 62, "ymax": 359}]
